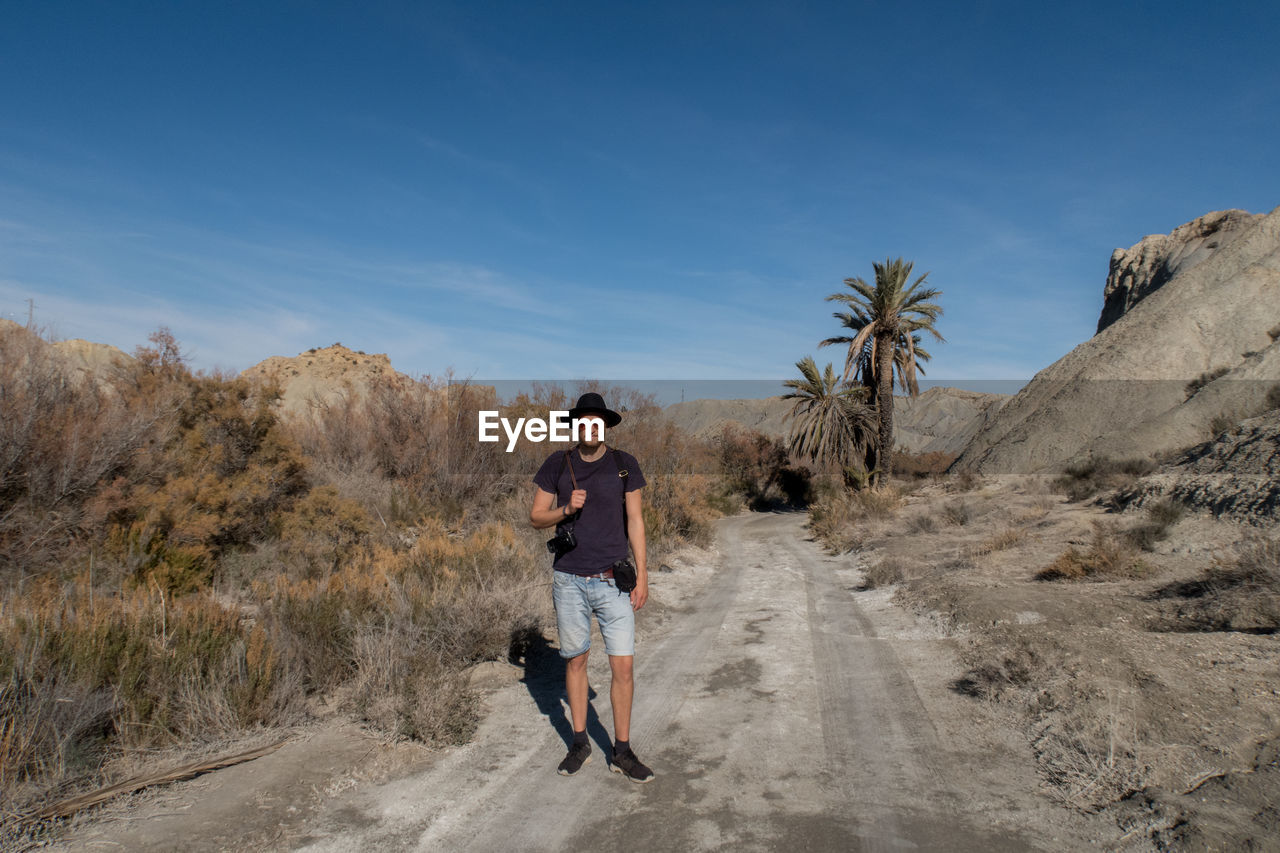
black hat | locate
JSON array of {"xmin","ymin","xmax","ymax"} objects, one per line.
[{"xmin": 569, "ymin": 392, "xmax": 622, "ymax": 427}]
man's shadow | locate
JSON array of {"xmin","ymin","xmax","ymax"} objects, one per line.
[{"xmin": 511, "ymin": 627, "xmax": 613, "ymax": 753}]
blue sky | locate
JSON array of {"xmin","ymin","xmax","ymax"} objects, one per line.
[{"xmin": 1, "ymin": 1, "xmax": 1277, "ymax": 391}]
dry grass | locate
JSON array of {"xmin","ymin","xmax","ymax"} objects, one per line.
[
  {"xmin": 807, "ymin": 482, "xmax": 904, "ymax": 554},
  {"xmin": 946, "ymin": 469, "xmax": 983, "ymax": 493},
  {"xmin": 862, "ymin": 557, "xmax": 907, "ymax": 589},
  {"xmin": 954, "ymin": 626, "xmax": 1147, "ymax": 810},
  {"xmin": 1036, "ymin": 523, "xmax": 1151, "ymax": 581},
  {"xmin": 973, "ymin": 527, "xmax": 1025, "ymax": 555},
  {"xmin": 1053, "ymin": 456, "xmax": 1156, "ymax": 503},
  {"xmin": 907, "ymin": 513, "xmax": 937, "ymax": 534},
  {"xmin": 1123, "ymin": 498, "xmax": 1186, "ymax": 552},
  {"xmin": 941, "ymin": 499, "xmax": 973, "ymax": 526},
  {"xmin": 1150, "ymin": 534, "xmax": 1280, "ymax": 633}
]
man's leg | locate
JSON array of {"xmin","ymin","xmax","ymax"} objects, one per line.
[
  {"xmin": 607, "ymin": 654, "xmax": 633, "ymax": 742},
  {"xmin": 552, "ymin": 572, "xmax": 593, "ymax": 775},
  {"xmin": 565, "ymin": 651, "xmax": 590, "ymax": 734},
  {"xmin": 595, "ymin": 582, "xmax": 653, "ymax": 782}
]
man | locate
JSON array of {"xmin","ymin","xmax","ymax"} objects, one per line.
[{"xmin": 529, "ymin": 392, "xmax": 654, "ymax": 783}]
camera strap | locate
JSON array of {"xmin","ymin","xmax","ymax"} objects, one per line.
[{"xmin": 558, "ymin": 447, "xmax": 631, "ymax": 540}]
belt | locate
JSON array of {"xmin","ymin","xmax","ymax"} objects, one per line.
[{"xmin": 581, "ymin": 568, "xmax": 615, "ymax": 580}]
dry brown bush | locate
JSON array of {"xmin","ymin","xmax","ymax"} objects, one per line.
[
  {"xmin": 715, "ymin": 425, "xmax": 810, "ymax": 508},
  {"xmin": 892, "ymin": 450, "xmax": 957, "ymax": 480},
  {"xmin": 807, "ymin": 481, "xmax": 903, "ymax": 553},
  {"xmin": 0, "ymin": 324, "xmax": 167, "ymax": 587},
  {"xmin": 973, "ymin": 527, "xmax": 1025, "ymax": 555},
  {"xmin": 1036, "ymin": 523, "xmax": 1151, "ymax": 581},
  {"xmin": 946, "ymin": 469, "xmax": 983, "ymax": 493}
]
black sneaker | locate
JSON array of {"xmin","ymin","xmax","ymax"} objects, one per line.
[
  {"xmin": 610, "ymin": 748, "xmax": 654, "ymax": 783},
  {"xmin": 557, "ymin": 741, "xmax": 591, "ymax": 776}
]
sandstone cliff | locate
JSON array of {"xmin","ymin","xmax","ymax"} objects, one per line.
[
  {"xmin": 1098, "ymin": 210, "xmax": 1263, "ymax": 332},
  {"xmin": 954, "ymin": 206, "xmax": 1280, "ymax": 475}
]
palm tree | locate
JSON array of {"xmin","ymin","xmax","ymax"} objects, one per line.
[
  {"xmin": 782, "ymin": 357, "xmax": 878, "ymax": 485},
  {"xmin": 821, "ymin": 258, "xmax": 943, "ymax": 480}
]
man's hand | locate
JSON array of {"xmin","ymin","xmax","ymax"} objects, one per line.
[
  {"xmin": 568, "ymin": 489, "xmax": 587, "ymax": 512},
  {"xmin": 630, "ymin": 576, "xmax": 648, "ymax": 610}
]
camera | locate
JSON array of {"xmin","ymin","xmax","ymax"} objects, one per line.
[{"xmin": 546, "ymin": 526, "xmax": 577, "ymax": 558}]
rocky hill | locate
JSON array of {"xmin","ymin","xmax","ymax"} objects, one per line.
[
  {"xmin": 662, "ymin": 386, "xmax": 1009, "ymax": 455},
  {"xmin": 1098, "ymin": 209, "xmax": 1263, "ymax": 332},
  {"xmin": 954, "ymin": 207, "xmax": 1280, "ymax": 475},
  {"xmin": 1115, "ymin": 408, "xmax": 1280, "ymax": 523},
  {"xmin": 240, "ymin": 343, "xmax": 418, "ymax": 416},
  {"xmin": 0, "ymin": 318, "xmax": 134, "ymax": 388}
]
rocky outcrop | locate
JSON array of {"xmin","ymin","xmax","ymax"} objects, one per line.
[
  {"xmin": 1098, "ymin": 209, "xmax": 1263, "ymax": 333},
  {"xmin": 1115, "ymin": 409, "xmax": 1280, "ymax": 524},
  {"xmin": 662, "ymin": 386, "xmax": 1009, "ymax": 455},
  {"xmin": 241, "ymin": 344, "xmax": 417, "ymax": 416},
  {"xmin": 954, "ymin": 206, "xmax": 1280, "ymax": 475}
]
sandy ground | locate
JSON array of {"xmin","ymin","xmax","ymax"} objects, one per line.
[{"xmin": 46, "ymin": 509, "xmax": 1130, "ymax": 852}]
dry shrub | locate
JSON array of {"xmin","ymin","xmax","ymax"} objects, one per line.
[
  {"xmin": 290, "ymin": 377, "xmax": 511, "ymax": 523},
  {"xmin": 974, "ymin": 527, "xmax": 1025, "ymax": 555},
  {"xmin": 265, "ymin": 518, "xmax": 543, "ymax": 714},
  {"xmin": 1123, "ymin": 498, "xmax": 1185, "ymax": 552},
  {"xmin": 892, "ymin": 450, "xmax": 956, "ymax": 480},
  {"xmin": 1184, "ymin": 366, "xmax": 1231, "ymax": 399},
  {"xmin": 642, "ymin": 473, "xmax": 720, "ymax": 549},
  {"xmin": 1209, "ymin": 410, "xmax": 1243, "ymax": 436},
  {"xmin": 277, "ymin": 486, "xmax": 374, "ymax": 578},
  {"xmin": 907, "ymin": 513, "xmax": 937, "ymax": 534},
  {"xmin": 714, "ymin": 425, "xmax": 811, "ymax": 509},
  {"xmin": 0, "ymin": 324, "xmax": 165, "ymax": 584},
  {"xmin": 0, "ymin": 576, "xmax": 301, "ymax": 808},
  {"xmin": 942, "ymin": 500, "xmax": 973, "ymax": 526},
  {"xmin": 1037, "ymin": 524, "xmax": 1151, "ymax": 581},
  {"xmin": 96, "ymin": 371, "xmax": 308, "ymax": 594},
  {"xmin": 863, "ymin": 557, "xmax": 906, "ymax": 589},
  {"xmin": 349, "ymin": 627, "xmax": 477, "ymax": 744},
  {"xmin": 953, "ymin": 626, "xmax": 1055, "ymax": 699},
  {"xmin": 946, "ymin": 469, "xmax": 983, "ymax": 493},
  {"xmin": 807, "ymin": 483, "xmax": 902, "ymax": 553},
  {"xmin": 1054, "ymin": 456, "xmax": 1155, "ymax": 503},
  {"xmin": 955, "ymin": 627, "xmax": 1147, "ymax": 810},
  {"xmin": 1151, "ymin": 534, "xmax": 1280, "ymax": 633}
]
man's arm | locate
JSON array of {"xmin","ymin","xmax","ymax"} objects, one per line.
[
  {"xmin": 625, "ymin": 488, "xmax": 648, "ymax": 609},
  {"xmin": 529, "ymin": 486, "xmax": 586, "ymax": 530}
]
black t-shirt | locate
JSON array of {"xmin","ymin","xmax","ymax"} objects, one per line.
[{"xmin": 533, "ymin": 446, "xmax": 646, "ymax": 575}]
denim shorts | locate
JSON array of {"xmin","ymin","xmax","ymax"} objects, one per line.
[{"xmin": 551, "ymin": 570, "xmax": 635, "ymax": 658}]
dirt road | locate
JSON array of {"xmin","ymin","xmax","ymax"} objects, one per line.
[{"xmin": 275, "ymin": 511, "xmax": 1113, "ymax": 852}]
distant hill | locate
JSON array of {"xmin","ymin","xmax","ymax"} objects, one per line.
[
  {"xmin": 0, "ymin": 318, "xmax": 134, "ymax": 389},
  {"xmin": 240, "ymin": 343, "xmax": 418, "ymax": 416},
  {"xmin": 954, "ymin": 207, "xmax": 1280, "ymax": 474},
  {"xmin": 662, "ymin": 386, "xmax": 1009, "ymax": 455}
]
